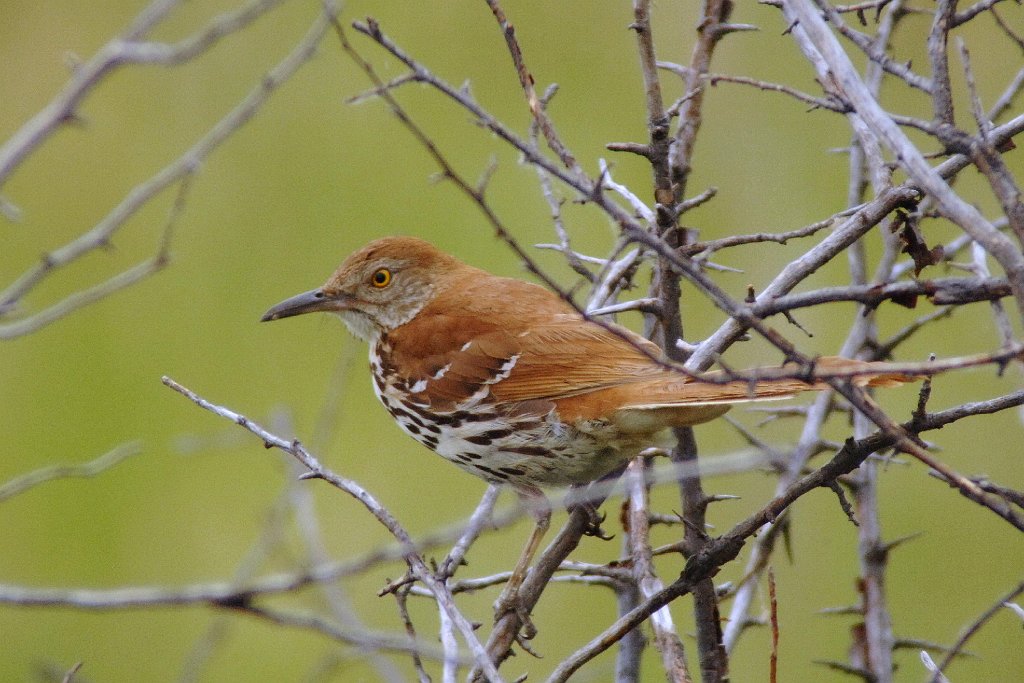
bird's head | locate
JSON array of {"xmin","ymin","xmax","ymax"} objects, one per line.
[{"xmin": 261, "ymin": 236, "xmax": 458, "ymax": 343}]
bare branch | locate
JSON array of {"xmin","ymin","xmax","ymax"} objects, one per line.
[
  {"xmin": 624, "ymin": 459, "xmax": 691, "ymax": 681},
  {"xmin": 928, "ymin": 0, "xmax": 957, "ymax": 124},
  {"xmin": 0, "ymin": 3, "xmax": 334, "ymax": 334},
  {"xmin": 0, "ymin": 0, "xmax": 286, "ymax": 189},
  {"xmin": 439, "ymin": 486, "xmax": 501, "ymax": 579},
  {"xmin": 680, "ymin": 214, "xmax": 842, "ymax": 256},
  {"xmin": 931, "ymin": 580, "xmax": 1024, "ymax": 681},
  {"xmin": 160, "ymin": 376, "xmax": 505, "ymax": 682},
  {"xmin": 989, "ymin": 5, "xmax": 1024, "ymax": 51},
  {"xmin": 484, "ymin": 0, "xmax": 580, "ymax": 173},
  {"xmin": 704, "ymin": 71, "xmax": 848, "ymax": 112},
  {"xmin": 768, "ymin": 567, "xmax": 779, "ymax": 683},
  {"xmin": 811, "ymin": 0, "xmax": 934, "ymax": 93},
  {"xmin": 988, "ymin": 67, "xmax": 1024, "ymax": 124},
  {"xmin": 0, "ymin": 443, "xmax": 142, "ymax": 503},
  {"xmin": 783, "ymin": 0, "xmax": 1024, "ymax": 321},
  {"xmin": 953, "ymin": 0, "xmax": 1010, "ymax": 26},
  {"xmin": 549, "ymin": 388, "xmax": 1024, "ymax": 680},
  {"xmin": 0, "ymin": 172, "xmax": 191, "ymax": 338},
  {"xmin": 751, "ymin": 276, "xmax": 1012, "ymax": 314}
]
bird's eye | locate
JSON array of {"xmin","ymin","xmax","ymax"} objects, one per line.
[{"xmin": 370, "ymin": 268, "xmax": 392, "ymax": 288}]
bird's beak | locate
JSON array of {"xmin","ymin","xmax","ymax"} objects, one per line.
[{"xmin": 260, "ymin": 289, "xmax": 349, "ymax": 322}]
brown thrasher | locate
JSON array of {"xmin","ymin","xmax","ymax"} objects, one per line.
[{"xmin": 262, "ymin": 236, "xmax": 908, "ymax": 618}]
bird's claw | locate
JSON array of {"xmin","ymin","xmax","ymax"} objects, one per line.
[
  {"xmin": 571, "ymin": 501, "xmax": 613, "ymax": 540},
  {"xmin": 493, "ymin": 588, "xmax": 537, "ymax": 640}
]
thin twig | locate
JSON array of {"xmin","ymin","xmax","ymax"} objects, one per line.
[
  {"xmin": 160, "ymin": 376, "xmax": 505, "ymax": 682},
  {"xmin": 0, "ymin": 442, "xmax": 142, "ymax": 503},
  {"xmin": 0, "ymin": 0, "xmax": 287, "ymax": 188},
  {"xmin": 768, "ymin": 567, "xmax": 779, "ymax": 683},
  {"xmin": 548, "ymin": 388, "xmax": 1024, "ymax": 680},
  {"xmin": 931, "ymin": 580, "xmax": 1024, "ymax": 681},
  {"xmin": 0, "ymin": 3, "xmax": 331, "ymax": 335},
  {"xmin": 624, "ymin": 458, "xmax": 691, "ymax": 682},
  {"xmin": 785, "ymin": 0, "xmax": 1024, "ymax": 322},
  {"xmin": 484, "ymin": 0, "xmax": 579, "ymax": 173}
]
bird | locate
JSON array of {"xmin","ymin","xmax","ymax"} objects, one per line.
[{"xmin": 261, "ymin": 236, "xmax": 909, "ymax": 618}]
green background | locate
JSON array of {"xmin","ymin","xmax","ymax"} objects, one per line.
[{"xmin": 2, "ymin": 1, "xmax": 1022, "ymax": 681}]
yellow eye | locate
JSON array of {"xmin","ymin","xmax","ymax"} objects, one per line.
[{"xmin": 370, "ymin": 268, "xmax": 392, "ymax": 288}]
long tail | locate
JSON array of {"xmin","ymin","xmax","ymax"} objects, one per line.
[{"xmin": 581, "ymin": 356, "xmax": 917, "ymax": 432}]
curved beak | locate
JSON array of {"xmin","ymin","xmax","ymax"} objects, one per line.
[{"xmin": 261, "ymin": 289, "xmax": 348, "ymax": 322}]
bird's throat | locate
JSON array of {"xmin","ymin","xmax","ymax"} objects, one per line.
[{"xmin": 336, "ymin": 310, "xmax": 380, "ymax": 344}]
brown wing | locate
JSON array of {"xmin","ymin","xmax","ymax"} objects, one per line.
[
  {"xmin": 385, "ymin": 269, "xmax": 913, "ymax": 426},
  {"xmin": 388, "ymin": 318, "xmax": 675, "ymax": 411},
  {"xmin": 384, "ymin": 271, "xmax": 674, "ymax": 411}
]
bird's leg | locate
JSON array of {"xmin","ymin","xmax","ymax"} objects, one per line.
[{"xmin": 493, "ymin": 487, "xmax": 550, "ymax": 638}]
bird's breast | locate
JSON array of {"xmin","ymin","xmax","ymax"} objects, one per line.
[{"xmin": 367, "ymin": 342, "xmax": 653, "ymax": 489}]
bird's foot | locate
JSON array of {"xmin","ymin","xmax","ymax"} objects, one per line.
[
  {"xmin": 570, "ymin": 500, "xmax": 613, "ymax": 540},
  {"xmin": 493, "ymin": 584, "xmax": 537, "ymax": 640}
]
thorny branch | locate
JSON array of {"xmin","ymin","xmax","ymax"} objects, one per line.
[
  {"xmin": 548, "ymin": 390, "xmax": 1024, "ymax": 681},
  {"xmin": 160, "ymin": 377, "xmax": 506, "ymax": 682},
  {"xmin": 339, "ymin": 3, "xmax": 1024, "ymax": 679},
  {"xmin": 0, "ymin": 0, "xmax": 333, "ymax": 337},
  {"xmin": 0, "ymin": 0, "xmax": 288, "ymax": 188},
  {"xmin": 630, "ymin": 2, "xmax": 739, "ymax": 679}
]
